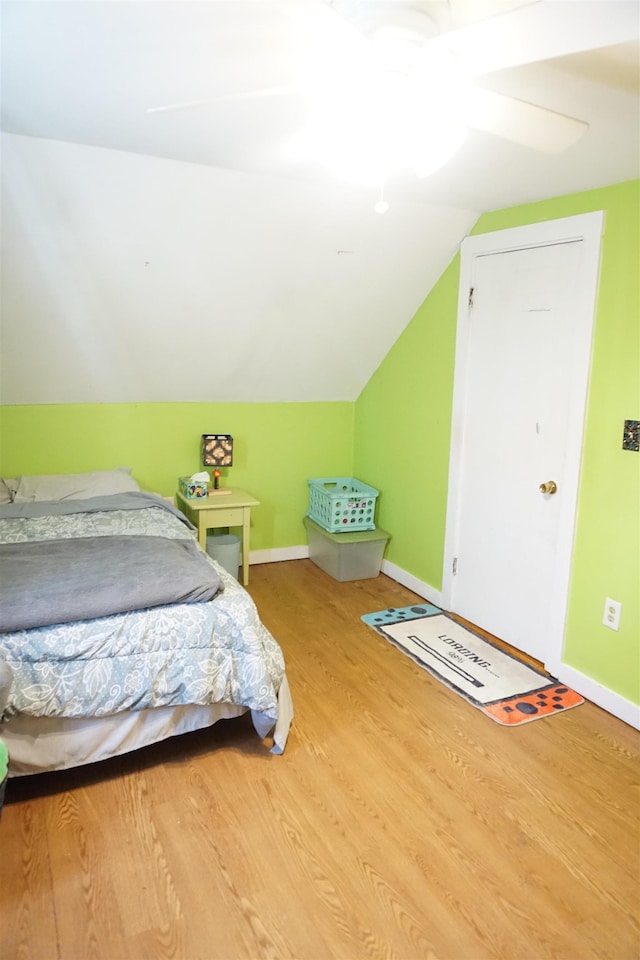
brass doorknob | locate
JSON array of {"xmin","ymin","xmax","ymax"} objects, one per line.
[{"xmin": 539, "ymin": 480, "xmax": 558, "ymax": 495}]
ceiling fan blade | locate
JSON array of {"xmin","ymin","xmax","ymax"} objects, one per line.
[
  {"xmin": 146, "ymin": 85, "xmax": 297, "ymax": 115},
  {"xmin": 145, "ymin": 4, "xmax": 369, "ymax": 116},
  {"xmin": 461, "ymin": 87, "xmax": 589, "ymax": 153},
  {"xmin": 428, "ymin": 0, "xmax": 640, "ymax": 76}
]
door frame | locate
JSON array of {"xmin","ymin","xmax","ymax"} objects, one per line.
[{"xmin": 442, "ymin": 211, "xmax": 604, "ymax": 670}]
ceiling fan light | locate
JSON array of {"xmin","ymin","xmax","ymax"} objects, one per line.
[
  {"xmin": 369, "ymin": 31, "xmax": 424, "ymax": 73},
  {"xmin": 414, "ymin": 123, "xmax": 469, "ymax": 178}
]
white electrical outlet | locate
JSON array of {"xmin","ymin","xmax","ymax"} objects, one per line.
[{"xmin": 603, "ymin": 598, "xmax": 622, "ymax": 631}]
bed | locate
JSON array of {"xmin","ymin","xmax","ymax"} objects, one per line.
[{"xmin": 0, "ymin": 470, "xmax": 293, "ymax": 776}]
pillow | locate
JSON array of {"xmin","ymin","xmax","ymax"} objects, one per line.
[
  {"xmin": 0, "ymin": 479, "xmax": 15, "ymax": 504},
  {"xmin": 12, "ymin": 469, "xmax": 141, "ymax": 503}
]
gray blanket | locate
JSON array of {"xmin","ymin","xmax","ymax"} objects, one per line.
[
  {"xmin": 0, "ymin": 495, "xmax": 220, "ymax": 633},
  {"xmin": 0, "ymin": 491, "xmax": 195, "ymax": 525}
]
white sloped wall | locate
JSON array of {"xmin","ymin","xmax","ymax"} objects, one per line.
[{"xmin": 1, "ymin": 133, "xmax": 478, "ymax": 404}]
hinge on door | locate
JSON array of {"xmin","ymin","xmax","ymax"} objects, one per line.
[
  {"xmin": 452, "ymin": 557, "xmax": 458, "ymax": 575},
  {"xmin": 468, "ymin": 287, "xmax": 474, "ymax": 308}
]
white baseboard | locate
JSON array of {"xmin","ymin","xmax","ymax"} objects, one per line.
[
  {"xmin": 380, "ymin": 559, "xmax": 443, "ymax": 608},
  {"xmin": 250, "ymin": 545, "xmax": 309, "ymax": 565},
  {"xmin": 545, "ymin": 660, "xmax": 640, "ymax": 730}
]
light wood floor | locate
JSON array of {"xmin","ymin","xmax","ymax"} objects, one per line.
[{"xmin": 1, "ymin": 560, "xmax": 639, "ymax": 960}]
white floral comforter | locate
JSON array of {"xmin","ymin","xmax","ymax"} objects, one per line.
[{"xmin": 0, "ymin": 495, "xmax": 287, "ymax": 744}]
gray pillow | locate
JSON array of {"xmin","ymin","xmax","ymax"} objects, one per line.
[{"xmin": 12, "ymin": 469, "xmax": 141, "ymax": 502}]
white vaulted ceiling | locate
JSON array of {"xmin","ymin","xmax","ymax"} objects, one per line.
[{"xmin": 1, "ymin": 1, "xmax": 638, "ymax": 403}]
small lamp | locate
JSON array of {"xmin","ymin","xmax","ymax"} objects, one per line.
[{"xmin": 201, "ymin": 434, "xmax": 234, "ymax": 495}]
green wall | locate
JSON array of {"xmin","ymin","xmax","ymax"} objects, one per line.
[
  {"xmin": 0, "ymin": 402, "xmax": 354, "ymax": 551},
  {"xmin": 1, "ymin": 181, "xmax": 637, "ymax": 705},
  {"xmin": 355, "ymin": 179, "xmax": 639, "ymax": 704},
  {"xmin": 351, "ymin": 257, "xmax": 460, "ymax": 589}
]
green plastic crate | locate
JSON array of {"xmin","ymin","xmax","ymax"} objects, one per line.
[{"xmin": 307, "ymin": 477, "xmax": 379, "ymax": 533}]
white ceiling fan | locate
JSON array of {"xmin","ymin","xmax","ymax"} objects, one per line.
[{"xmin": 147, "ymin": 1, "xmax": 640, "ymax": 180}]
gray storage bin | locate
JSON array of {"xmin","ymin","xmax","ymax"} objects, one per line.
[
  {"xmin": 304, "ymin": 516, "xmax": 389, "ymax": 581},
  {"xmin": 206, "ymin": 533, "xmax": 241, "ymax": 579}
]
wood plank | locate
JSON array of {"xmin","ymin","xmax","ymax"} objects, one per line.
[{"xmin": 0, "ymin": 799, "xmax": 57, "ymax": 959}]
